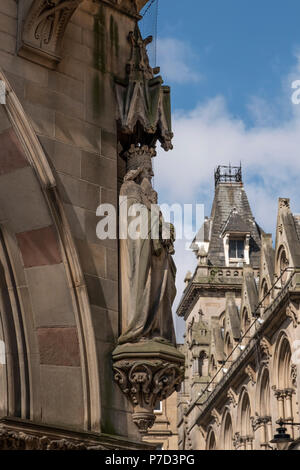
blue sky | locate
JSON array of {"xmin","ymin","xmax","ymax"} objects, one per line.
[
  {"xmin": 141, "ymin": 0, "xmax": 300, "ymax": 339},
  {"xmin": 156, "ymin": 0, "xmax": 300, "ymax": 122}
]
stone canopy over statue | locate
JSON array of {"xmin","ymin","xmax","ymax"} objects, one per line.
[{"xmin": 118, "ymin": 145, "xmax": 177, "ymax": 346}]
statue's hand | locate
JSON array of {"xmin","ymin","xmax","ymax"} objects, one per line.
[{"xmin": 152, "ymin": 239, "xmax": 163, "ymax": 256}]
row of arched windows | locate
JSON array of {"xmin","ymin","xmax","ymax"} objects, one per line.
[{"xmin": 206, "ymin": 333, "xmax": 297, "ymax": 450}]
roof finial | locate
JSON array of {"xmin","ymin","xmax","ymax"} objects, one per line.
[{"xmin": 214, "ymin": 163, "xmax": 242, "ymax": 186}]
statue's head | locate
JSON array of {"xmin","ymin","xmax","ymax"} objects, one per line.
[{"xmin": 125, "ymin": 144, "xmax": 155, "ymax": 183}]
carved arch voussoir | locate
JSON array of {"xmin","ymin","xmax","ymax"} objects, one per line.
[{"xmin": 18, "ymin": 0, "xmax": 84, "ymax": 69}]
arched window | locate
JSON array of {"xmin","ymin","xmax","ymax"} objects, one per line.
[
  {"xmin": 277, "ymin": 336, "xmax": 292, "ymax": 390},
  {"xmin": 206, "ymin": 429, "xmax": 216, "ymax": 450},
  {"xmin": 225, "ymin": 333, "xmax": 233, "ymax": 358},
  {"xmin": 275, "ymin": 335, "xmax": 297, "ymax": 439},
  {"xmin": 258, "ymin": 368, "xmax": 272, "ymax": 449},
  {"xmin": 223, "ymin": 412, "xmax": 233, "ymax": 450},
  {"xmin": 261, "ymin": 279, "xmax": 270, "ymax": 308},
  {"xmin": 260, "ymin": 369, "xmax": 271, "ymax": 417},
  {"xmin": 278, "ymin": 246, "xmax": 289, "ymax": 285},
  {"xmin": 241, "ymin": 308, "xmax": 251, "ymax": 337},
  {"xmin": 241, "ymin": 393, "xmax": 252, "ymax": 437}
]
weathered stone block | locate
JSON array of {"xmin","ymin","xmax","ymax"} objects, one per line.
[
  {"xmin": 55, "ymin": 112, "xmax": 101, "ymax": 154},
  {"xmin": 64, "ymin": 21, "xmax": 82, "ymax": 44},
  {"xmin": 0, "ymin": 167, "xmax": 52, "ymax": 233},
  {"xmin": 0, "ymin": 51, "xmax": 48, "ymax": 86},
  {"xmin": 25, "ymin": 81, "xmax": 84, "ymax": 121},
  {"xmin": 90, "ymin": 305, "xmax": 119, "ymax": 343},
  {"xmin": 56, "ymin": 172, "xmax": 100, "ymax": 212},
  {"xmin": 17, "ymin": 226, "xmax": 62, "ymax": 267},
  {"xmin": 71, "ymin": 9, "xmax": 94, "ymax": 30},
  {"xmin": 23, "ymin": 101, "xmax": 55, "ymax": 138},
  {"xmin": 57, "ymin": 56, "xmax": 85, "ymax": 82},
  {"xmin": 37, "ymin": 327, "xmax": 80, "ymax": 366},
  {"xmin": 40, "ymin": 365, "xmax": 84, "ymax": 428},
  {"xmin": 85, "ymin": 274, "xmax": 118, "ymax": 311},
  {"xmin": 0, "ymin": 31, "xmax": 16, "ymax": 55},
  {"xmin": 5, "ymin": 71, "xmax": 25, "ymax": 101},
  {"xmin": 106, "ymin": 248, "xmax": 118, "ymax": 281},
  {"xmin": 39, "ymin": 137, "xmax": 81, "ymax": 179},
  {"xmin": 75, "ymin": 238, "xmax": 106, "ymax": 279},
  {"xmin": 81, "ymin": 151, "xmax": 117, "ymax": 190},
  {"xmin": 63, "ymin": 38, "xmax": 93, "ymax": 66},
  {"xmin": 48, "ymin": 72, "xmax": 84, "ymax": 103},
  {"xmin": 100, "ymin": 187, "xmax": 118, "ymax": 208},
  {"xmin": 0, "ymin": 128, "xmax": 28, "ymax": 175},
  {"xmin": 0, "ymin": 1, "xmax": 17, "ymax": 19},
  {"xmin": 0, "ymin": 13, "xmax": 16, "ymax": 36},
  {"xmin": 101, "ymin": 129, "xmax": 117, "ymax": 160},
  {"xmin": 85, "ymin": 69, "xmax": 116, "ymax": 130},
  {"xmin": 25, "ymin": 263, "xmax": 75, "ymax": 327},
  {"xmin": 63, "ymin": 201, "xmax": 117, "ymax": 250}
]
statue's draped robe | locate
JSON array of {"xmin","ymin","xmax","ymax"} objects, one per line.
[{"xmin": 118, "ymin": 179, "xmax": 176, "ymax": 345}]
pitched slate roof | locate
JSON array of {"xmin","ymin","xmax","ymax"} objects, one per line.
[{"xmin": 206, "ymin": 183, "xmax": 262, "ymax": 267}]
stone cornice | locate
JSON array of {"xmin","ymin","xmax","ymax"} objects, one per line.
[{"xmin": 177, "ymin": 280, "xmax": 243, "ymax": 319}]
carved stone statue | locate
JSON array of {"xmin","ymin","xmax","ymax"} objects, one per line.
[{"xmin": 118, "ymin": 145, "xmax": 176, "ymax": 346}]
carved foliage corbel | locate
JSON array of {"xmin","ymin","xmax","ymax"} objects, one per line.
[
  {"xmin": 245, "ymin": 364, "xmax": 256, "ymax": 385},
  {"xmin": 286, "ymin": 301, "xmax": 300, "ymax": 328}
]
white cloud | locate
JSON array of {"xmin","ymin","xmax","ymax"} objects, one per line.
[
  {"xmin": 154, "ymin": 55, "xmax": 300, "ymax": 341},
  {"xmin": 157, "ymin": 37, "xmax": 202, "ymax": 84}
]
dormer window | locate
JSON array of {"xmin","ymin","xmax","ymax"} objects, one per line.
[
  {"xmin": 223, "ymin": 233, "xmax": 250, "ymax": 267},
  {"xmin": 229, "ymin": 239, "xmax": 244, "ymax": 260}
]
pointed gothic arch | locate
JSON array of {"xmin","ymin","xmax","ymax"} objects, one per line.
[
  {"xmin": 0, "ymin": 69, "xmax": 101, "ymax": 431},
  {"xmin": 206, "ymin": 427, "xmax": 217, "ymax": 450},
  {"xmin": 221, "ymin": 409, "xmax": 233, "ymax": 450}
]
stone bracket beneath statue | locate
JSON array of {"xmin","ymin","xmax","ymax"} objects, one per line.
[
  {"xmin": 112, "ymin": 340, "xmax": 185, "ymax": 434},
  {"xmin": 17, "ymin": 0, "xmax": 83, "ymax": 69}
]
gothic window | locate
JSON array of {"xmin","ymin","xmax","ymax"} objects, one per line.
[
  {"xmin": 241, "ymin": 308, "xmax": 251, "ymax": 337},
  {"xmin": 225, "ymin": 333, "xmax": 233, "ymax": 358},
  {"xmin": 275, "ymin": 335, "xmax": 296, "ymax": 438},
  {"xmin": 261, "ymin": 279, "xmax": 270, "ymax": 308},
  {"xmin": 206, "ymin": 429, "xmax": 216, "ymax": 450},
  {"xmin": 223, "ymin": 413, "xmax": 233, "ymax": 450},
  {"xmin": 240, "ymin": 393, "xmax": 252, "ymax": 438},
  {"xmin": 260, "ymin": 369, "xmax": 271, "ymax": 417},
  {"xmin": 258, "ymin": 368, "xmax": 272, "ymax": 448},
  {"xmin": 198, "ymin": 351, "xmax": 208, "ymax": 377},
  {"xmin": 229, "ymin": 239, "xmax": 244, "ymax": 259},
  {"xmin": 278, "ymin": 247, "xmax": 289, "ymax": 285}
]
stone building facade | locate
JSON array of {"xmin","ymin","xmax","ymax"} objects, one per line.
[
  {"xmin": 177, "ymin": 166, "xmax": 300, "ymax": 450},
  {"xmin": 0, "ymin": 0, "xmax": 183, "ymax": 450}
]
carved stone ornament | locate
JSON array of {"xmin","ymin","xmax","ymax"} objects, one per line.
[
  {"xmin": 227, "ymin": 388, "xmax": 237, "ymax": 408},
  {"xmin": 279, "ymin": 198, "xmax": 290, "ymax": 210},
  {"xmin": 19, "ymin": 0, "xmax": 84, "ymax": 69},
  {"xmin": 0, "ymin": 428, "xmax": 107, "ymax": 450},
  {"xmin": 291, "ymin": 363, "xmax": 297, "ymax": 387},
  {"xmin": 260, "ymin": 337, "xmax": 272, "ymax": 360},
  {"xmin": 116, "ymin": 24, "xmax": 173, "ymax": 153},
  {"xmin": 112, "ymin": 341, "xmax": 184, "ymax": 433},
  {"xmin": 245, "ymin": 364, "xmax": 256, "ymax": 385},
  {"xmin": 286, "ymin": 302, "xmax": 300, "ymax": 328},
  {"xmin": 211, "ymin": 409, "xmax": 221, "ymax": 428}
]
